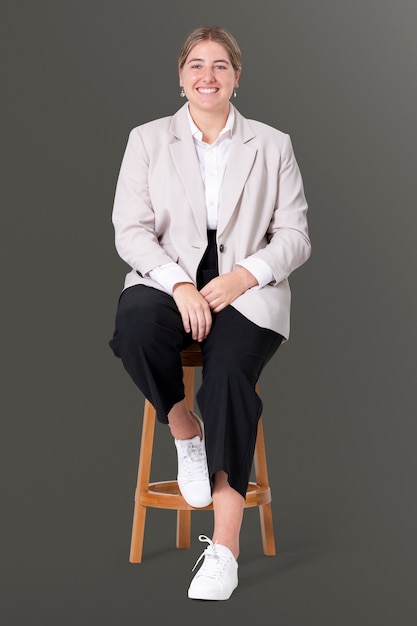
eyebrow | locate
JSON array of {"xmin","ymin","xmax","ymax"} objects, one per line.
[{"xmin": 187, "ymin": 58, "xmax": 231, "ymax": 65}]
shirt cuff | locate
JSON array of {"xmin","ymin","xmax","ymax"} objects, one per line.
[
  {"xmin": 235, "ymin": 257, "xmax": 274, "ymax": 289},
  {"xmin": 148, "ymin": 263, "xmax": 194, "ymax": 295}
]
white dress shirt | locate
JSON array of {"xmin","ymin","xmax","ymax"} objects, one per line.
[{"xmin": 148, "ymin": 105, "xmax": 273, "ymax": 293}]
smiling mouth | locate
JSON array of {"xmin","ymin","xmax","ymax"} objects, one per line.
[{"xmin": 197, "ymin": 87, "xmax": 219, "ymax": 94}]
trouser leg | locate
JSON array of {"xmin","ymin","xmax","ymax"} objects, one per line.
[
  {"xmin": 108, "ymin": 285, "xmax": 191, "ymax": 424},
  {"xmin": 197, "ymin": 306, "xmax": 283, "ymax": 498}
]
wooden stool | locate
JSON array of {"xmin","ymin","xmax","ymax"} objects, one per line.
[{"xmin": 129, "ymin": 343, "xmax": 276, "ymax": 562}]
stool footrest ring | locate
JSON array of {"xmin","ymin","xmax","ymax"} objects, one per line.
[{"xmin": 138, "ymin": 480, "xmax": 271, "ymax": 510}]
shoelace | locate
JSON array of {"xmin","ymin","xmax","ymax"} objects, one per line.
[
  {"xmin": 180, "ymin": 441, "xmax": 208, "ymax": 480},
  {"xmin": 191, "ymin": 535, "xmax": 230, "ymax": 578}
]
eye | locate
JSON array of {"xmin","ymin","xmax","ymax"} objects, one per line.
[
  {"xmin": 215, "ymin": 65, "xmax": 227, "ymax": 70},
  {"xmin": 191, "ymin": 64, "xmax": 202, "ymax": 70}
]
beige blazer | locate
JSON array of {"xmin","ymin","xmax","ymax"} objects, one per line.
[{"xmin": 112, "ymin": 103, "xmax": 311, "ymax": 338}]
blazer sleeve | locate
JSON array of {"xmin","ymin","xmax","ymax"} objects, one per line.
[
  {"xmin": 248, "ymin": 133, "xmax": 311, "ymax": 285},
  {"xmin": 111, "ymin": 127, "xmax": 177, "ymax": 276}
]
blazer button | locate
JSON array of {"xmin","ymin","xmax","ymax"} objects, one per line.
[{"xmin": 219, "ymin": 244, "xmax": 225, "ymax": 253}]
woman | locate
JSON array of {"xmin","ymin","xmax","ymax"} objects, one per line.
[{"xmin": 109, "ymin": 26, "xmax": 311, "ymax": 601}]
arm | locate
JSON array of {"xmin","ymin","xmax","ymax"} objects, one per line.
[
  {"xmin": 112, "ymin": 127, "xmax": 212, "ymax": 340},
  {"xmin": 112, "ymin": 128, "xmax": 180, "ymax": 276},
  {"xmin": 247, "ymin": 133, "xmax": 311, "ymax": 284},
  {"xmin": 201, "ymin": 134, "xmax": 311, "ymax": 312}
]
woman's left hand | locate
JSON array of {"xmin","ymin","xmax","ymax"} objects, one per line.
[{"xmin": 200, "ymin": 267, "xmax": 258, "ymax": 313}]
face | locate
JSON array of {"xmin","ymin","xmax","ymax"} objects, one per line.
[{"xmin": 179, "ymin": 40, "xmax": 241, "ymax": 116}]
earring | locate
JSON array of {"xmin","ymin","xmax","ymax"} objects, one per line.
[
  {"xmin": 180, "ymin": 87, "xmax": 185, "ymax": 98},
  {"xmin": 233, "ymin": 89, "xmax": 237, "ymax": 98}
]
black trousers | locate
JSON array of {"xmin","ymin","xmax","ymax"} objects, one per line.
[{"xmin": 109, "ymin": 232, "xmax": 283, "ymax": 497}]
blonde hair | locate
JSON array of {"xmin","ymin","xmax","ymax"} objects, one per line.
[{"xmin": 178, "ymin": 26, "xmax": 242, "ymax": 72}]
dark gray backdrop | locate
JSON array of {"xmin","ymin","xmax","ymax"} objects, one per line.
[{"xmin": 2, "ymin": 1, "xmax": 416, "ymax": 624}]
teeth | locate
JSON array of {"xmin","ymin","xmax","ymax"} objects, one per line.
[{"xmin": 198, "ymin": 88, "xmax": 218, "ymax": 94}]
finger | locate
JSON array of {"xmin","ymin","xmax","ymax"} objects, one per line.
[
  {"xmin": 203, "ymin": 308, "xmax": 212, "ymax": 338},
  {"xmin": 207, "ymin": 295, "xmax": 225, "ymax": 311},
  {"xmin": 202, "ymin": 290, "xmax": 218, "ymax": 307},
  {"xmin": 196, "ymin": 311, "xmax": 209, "ymax": 342},
  {"xmin": 180, "ymin": 310, "xmax": 191, "ymax": 334},
  {"xmin": 186, "ymin": 309, "xmax": 197, "ymax": 340},
  {"xmin": 199, "ymin": 280, "xmax": 216, "ymax": 298},
  {"xmin": 195, "ymin": 300, "xmax": 213, "ymax": 341},
  {"xmin": 189, "ymin": 309, "xmax": 206, "ymax": 342}
]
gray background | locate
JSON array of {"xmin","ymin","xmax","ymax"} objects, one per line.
[{"xmin": 2, "ymin": 0, "xmax": 416, "ymax": 624}]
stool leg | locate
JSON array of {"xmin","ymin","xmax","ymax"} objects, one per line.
[
  {"xmin": 176, "ymin": 509, "xmax": 192, "ymax": 548},
  {"xmin": 254, "ymin": 412, "xmax": 277, "ymax": 556},
  {"xmin": 129, "ymin": 399, "xmax": 156, "ymax": 563}
]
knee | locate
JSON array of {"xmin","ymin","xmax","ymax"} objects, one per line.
[
  {"xmin": 113, "ymin": 291, "xmax": 184, "ymax": 358},
  {"xmin": 206, "ymin": 351, "xmax": 259, "ymax": 384},
  {"xmin": 114, "ymin": 300, "xmax": 158, "ymax": 350}
]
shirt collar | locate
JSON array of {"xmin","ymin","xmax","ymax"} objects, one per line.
[{"xmin": 186, "ymin": 104, "xmax": 234, "ymax": 143}]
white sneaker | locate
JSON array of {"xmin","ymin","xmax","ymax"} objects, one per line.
[
  {"xmin": 175, "ymin": 413, "xmax": 212, "ymax": 508},
  {"xmin": 188, "ymin": 535, "xmax": 238, "ymax": 601}
]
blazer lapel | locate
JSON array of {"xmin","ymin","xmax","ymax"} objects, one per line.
[
  {"xmin": 217, "ymin": 108, "xmax": 257, "ymax": 236},
  {"xmin": 168, "ymin": 105, "xmax": 207, "ymax": 241}
]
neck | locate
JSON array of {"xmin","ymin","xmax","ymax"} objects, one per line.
[{"xmin": 189, "ymin": 104, "xmax": 230, "ymax": 144}]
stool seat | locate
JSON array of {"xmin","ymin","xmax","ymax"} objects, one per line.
[{"xmin": 129, "ymin": 343, "xmax": 276, "ymax": 562}]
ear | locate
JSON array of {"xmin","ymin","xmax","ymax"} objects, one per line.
[
  {"xmin": 234, "ymin": 66, "xmax": 242, "ymax": 87},
  {"xmin": 178, "ymin": 67, "xmax": 183, "ymax": 86}
]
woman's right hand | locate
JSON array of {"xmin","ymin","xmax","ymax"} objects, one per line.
[{"xmin": 172, "ymin": 283, "xmax": 212, "ymax": 342}]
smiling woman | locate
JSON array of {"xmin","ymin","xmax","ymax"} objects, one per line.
[
  {"xmin": 178, "ymin": 27, "xmax": 242, "ymax": 142},
  {"xmin": 109, "ymin": 25, "xmax": 311, "ymax": 601},
  {"xmin": 179, "ymin": 41, "xmax": 240, "ymax": 140}
]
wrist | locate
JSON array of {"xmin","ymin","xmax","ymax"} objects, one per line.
[
  {"xmin": 235, "ymin": 266, "xmax": 258, "ymax": 290},
  {"xmin": 173, "ymin": 281, "xmax": 195, "ymax": 293}
]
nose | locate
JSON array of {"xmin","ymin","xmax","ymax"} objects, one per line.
[{"xmin": 202, "ymin": 68, "xmax": 215, "ymax": 82}]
